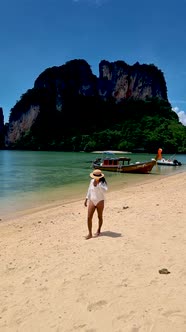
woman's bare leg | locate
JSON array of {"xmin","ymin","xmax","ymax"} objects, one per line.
[
  {"xmin": 86, "ymin": 201, "xmax": 96, "ymax": 239},
  {"xmin": 95, "ymin": 200, "xmax": 104, "ymax": 236}
]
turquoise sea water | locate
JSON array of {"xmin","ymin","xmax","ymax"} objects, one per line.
[{"xmin": 1, "ymin": 150, "xmax": 186, "ymax": 219}]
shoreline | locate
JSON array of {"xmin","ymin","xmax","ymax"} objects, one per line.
[
  {"xmin": 0, "ymin": 172, "xmax": 186, "ymax": 331},
  {"xmin": 1, "ymin": 169, "xmax": 184, "ymax": 223}
]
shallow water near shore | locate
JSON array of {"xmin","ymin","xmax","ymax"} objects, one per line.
[{"xmin": 1, "ymin": 150, "xmax": 186, "ymax": 220}]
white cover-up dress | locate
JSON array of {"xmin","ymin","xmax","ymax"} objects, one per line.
[{"xmin": 86, "ymin": 179, "xmax": 108, "ymax": 206}]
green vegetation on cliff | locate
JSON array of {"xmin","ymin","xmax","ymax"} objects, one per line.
[{"xmin": 8, "ymin": 94, "xmax": 186, "ymax": 153}]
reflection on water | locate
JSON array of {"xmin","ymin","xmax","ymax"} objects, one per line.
[{"xmin": 0, "ymin": 150, "xmax": 186, "ymax": 219}]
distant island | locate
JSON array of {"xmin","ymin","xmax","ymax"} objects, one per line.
[{"xmin": 0, "ymin": 59, "xmax": 186, "ymax": 153}]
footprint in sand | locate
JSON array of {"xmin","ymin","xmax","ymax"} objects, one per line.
[
  {"xmin": 162, "ymin": 309, "xmax": 186, "ymax": 319},
  {"xmin": 22, "ymin": 277, "xmax": 31, "ymax": 285},
  {"xmin": 87, "ymin": 300, "xmax": 107, "ymax": 312},
  {"xmin": 73, "ymin": 324, "xmax": 87, "ymax": 330}
]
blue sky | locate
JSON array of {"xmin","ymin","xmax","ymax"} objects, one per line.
[{"xmin": 1, "ymin": 0, "xmax": 186, "ymax": 125}]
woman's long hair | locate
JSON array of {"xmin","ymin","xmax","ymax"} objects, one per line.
[{"xmin": 99, "ymin": 177, "xmax": 107, "ymax": 185}]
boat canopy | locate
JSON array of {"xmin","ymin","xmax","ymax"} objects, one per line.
[{"xmin": 102, "ymin": 155, "xmax": 131, "ymax": 166}]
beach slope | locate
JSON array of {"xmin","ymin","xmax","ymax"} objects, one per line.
[{"xmin": 0, "ymin": 172, "xmax": 186, "ymax": 332}]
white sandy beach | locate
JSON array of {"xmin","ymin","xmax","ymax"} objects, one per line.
[{"xmin": 0, "ymin": 172, "xmax": 186, "ymax": 332}]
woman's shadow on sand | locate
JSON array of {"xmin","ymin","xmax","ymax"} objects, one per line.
[{"xmin": 99, "ymin": 231, "xmax": 122, "ymax": 238}]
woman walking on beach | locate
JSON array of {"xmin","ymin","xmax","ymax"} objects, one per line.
[{"xmin": 84, "ymin": 169, "xmax": 108, "ymax": 239}]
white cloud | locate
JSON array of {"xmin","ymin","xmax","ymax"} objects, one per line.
[{"xmin": 172, "ymin": 106, "xmax": 186, "ymax": 126}]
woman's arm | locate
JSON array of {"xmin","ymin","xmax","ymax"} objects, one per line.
[
  {"xmin": 84, "ymin": 180, "xmax": 93, "ymax": 206},
  {"xmin": 99, "ymin": 181, "xmax": 108, "ymax": 191}
]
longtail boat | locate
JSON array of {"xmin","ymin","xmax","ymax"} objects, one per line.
[{"xmin": 92, "ymin": 152, "xmax": 156, "ymax": 174}]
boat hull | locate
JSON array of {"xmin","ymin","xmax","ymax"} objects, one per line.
[
  {"xmin": 157, "ymin": 159, "xmax": 182, "ymax": 166},
  {"xmin": 93, "ymin": 160, "xmax": 156, "ymax": 174}
]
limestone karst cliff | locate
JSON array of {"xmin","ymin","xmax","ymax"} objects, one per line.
[
  {"xmin": 0, "ymin": 107, "xmax": 4, "ymax": 148},
  {"xmin": 4, "ymin": 59, "xmax": 171, "ymax": 150},
  {"xmin": 98, "ymin": 60, "xmax": 167, "ymax": 101}
]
